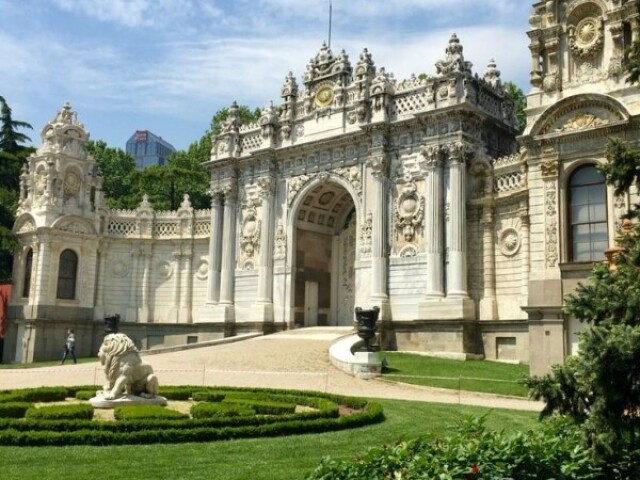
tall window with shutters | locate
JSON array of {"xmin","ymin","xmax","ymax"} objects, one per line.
[
  {"xmin": 22, "ymin": 248, "xmax": 33, "ymax": 298},
  {"xmin": 569, "ymin": 165, "xmax": 608, "ymax": 262},
  {"xmin": 56, "ymin": 249, "xmax": 78, "ymax": 300}
]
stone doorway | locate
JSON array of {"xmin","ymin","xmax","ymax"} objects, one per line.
[{"xmin": 292, "ymin": 182, "xmax": 356, "ymax": 327}]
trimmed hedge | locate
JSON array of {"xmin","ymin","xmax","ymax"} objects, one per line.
[
  {"xmin": 0, "ymin": 385, "xmax": 384, "ymax": 446},
  {"xmin": 191, "ymin": 402, "xmax": 255, "ymax": 419},
  {"xmin": 0, "ymin": 402, "xmax": 32, "ymax": 419},
  {"xmin": 75, "ymin": 390, "xmax": 97, "ymax": 401},
  {"xmin": 191, "ymin": 391, "xmax": 225, "ymax": 402},
  {"xmin": 114, "ymin": 405, "xmax": 188, "ymax": 420},
  {"xmin": 222, "ymin": 399, "xmax": 296, "ymax": 415},
  {"xmin": 26, "ymin": 403, "xmax": 94, "ymax": 421}
]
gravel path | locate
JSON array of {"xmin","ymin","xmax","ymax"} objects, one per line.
[{"xmin": 0, "ymin": 327, "xmax": 543, "ymax": 412}]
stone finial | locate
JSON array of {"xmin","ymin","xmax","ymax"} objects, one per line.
[
  {"xmin": 220, "ymin": 101, "xmax": 242, "ymax": 133},
  {"xmin": 435, "ymin": 33, "xmax": 473, "ymax": 77},
  {"xmin": 281, "ymin": 71, "xmax": 298, "ymax": 98},
  {"xmin": 483, "ymin": 58, "xmax": 502, "ymax": 88},
  {"xmin": 51, "ymin": 101, "xmax": 81, "ymax": 126}
]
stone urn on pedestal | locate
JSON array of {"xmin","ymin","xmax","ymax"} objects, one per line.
[
  {"xmin": 354, "ymin": 306, "xmax": 380, "ymax": 352},
  {"xmin": 351, "ymin": 306, "xmax": 382, "ymax": 379}
]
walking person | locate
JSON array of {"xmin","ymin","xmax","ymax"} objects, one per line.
[{"xmin": 60, "ymin": 329, "xmax": 77, "ymax": 364}]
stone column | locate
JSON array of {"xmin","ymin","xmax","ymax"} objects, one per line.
[
  {"xmin": 33, "ymin": 238, "xmax": 50, "ymax": 306},
  {"xmin": 479, "ymin": 206, "xmax": 497, "ymax": 320},
  {"xmin": 529, "ymin": 41, "xmax": 543, "ymax": 89},
  {"xmin": 93, "ymin": 241, "xmax": 108, "ymax": 320},
  {"xmin": 519, "ymin": 201, "xmax": 530, "ymax": 303},
  {"xmin": 254, "ymin": 177, "xmax": 276, "ymax": 325},
  {"xmin": 219, "ymin": 183, "xmax": 237, "ymax": 310},
  {"xmin": 180, "ymin": 246, "xmax": 193, "ymax": 323},
  {"xmin": 139, "ymin": 244, "xmax": 152, "ymax": 323},
  {"xmin": 257, "ymin": 177, "xmax": 275, "ymax": 303},
  {"xmin": 171, "ymin": 248, "xmax": 182, "ymax": 323},
  {"xmin": 126, "ymin": 245, "xmax": 140, "ymax": 322},
  {"xmin": 206, "ymin": 191, "xmax": 224, "ymax": 304},
  {"xmin": 367, "ymin": 152, "xmax": 390, "ymax": 314},
  {"xmin": 446, "ymin": 142, "xmax": 469, "ymax": 298},
  {"xmin": 422, "ymin": 146, "xmax": 445, "ymax": 298}
]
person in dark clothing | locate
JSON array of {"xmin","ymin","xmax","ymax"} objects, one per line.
[{"xmin": 60, "ymin": 329, "xmax": 77, "ymax": 364}]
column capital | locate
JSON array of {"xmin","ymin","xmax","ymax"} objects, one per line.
[
  {"xmin": 444, "ymin": 141, "xmax": 473, "ymax": 164},
  {"xmin": 256, "ymin": 176, "xmax": 276, "ymax": 200},
  {"xmin": 419, "ymin": 145, "xmax": 445, "ymax": 169},
  {"xmin": 480, "ymin": 206, "xmax": 494, "ymax": 226},
  {"xmin": 207, "ymin": 187, "xmax": 225, "ymax": 205},
  {"xmin": 366, "ymin": 153, "xmax": 388, "ymax": 178}
]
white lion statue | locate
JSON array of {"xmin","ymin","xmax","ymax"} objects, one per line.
[{"xmin": 98, "ymin": 333, "xmax": 159, "ymax": 400}]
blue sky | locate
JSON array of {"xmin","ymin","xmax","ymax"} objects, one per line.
[{"xmin": 1, "ymin": 0, "xmax": 533, "ymax": 151}]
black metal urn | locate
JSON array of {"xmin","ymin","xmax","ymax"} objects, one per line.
[
  {"xmin": 104, "ymin": 314, "xmax": 120, "ymax": 334},
  {"xmin": 354, "ymin": 306, "xmax": 380, "ymax": 352}
]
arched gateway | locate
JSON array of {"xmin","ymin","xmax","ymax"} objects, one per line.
[{"xmin": 288, "ymin": 178, "xmax": 359, "ymax": 327}]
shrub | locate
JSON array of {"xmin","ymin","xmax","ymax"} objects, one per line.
[
  {"xmin": 0, "ymin": 385, "xmax": 383, "ymax": 446},
  {"xmin": 114, "ymin": 405, "xmax": 188, "ymax": 421},
  {"xmin": 1, "ymin": 387, "xmax": 69, "ymax": 403},
  {"xmin": 0, "ymin": 402, "xmax": 32, "ymax": 419},
  {"xmin": 191, "ymin": 402, "xmax": 255, "ymax": 419},
  {"xmin": 222, "ymin": 399, "xmax": 296, "ymax": 415},
  {"xmin": 307, "ymin": 415, "xmax": 596, "ymax": 480},
  {"xmin": 26, "ymin": 403, "xmax": 94, "ymax": 421},
  {"xmin": 192, "ymin": 391, "xmax": 225, "ymax": 402},
  {"xmin": 75, "ymin": 390, "xmax": 97, "ymax": 401},
  {"xmin": 158, "ymin": 387, "xmax": 193, "ymax": 401}
]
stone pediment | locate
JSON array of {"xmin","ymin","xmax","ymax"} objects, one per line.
[
  {"xmin": 51, "ymin": 215, "xmax": 97, "ymax": 236},
  {"xmin": 529, "ymin": 94, "xmax": 629, "ymax": 137}
]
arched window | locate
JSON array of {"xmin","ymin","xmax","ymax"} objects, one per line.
[
  {"xmin": 22, "ymin": 248, "xmax": 33, "ymax": 298},
  {"xmin": 56, "ymin": 249, "xmax": 78, "ymax": 300},
  {"xmin": 569, "ymin": 165, "xmax": 608, "ymax": 262}
]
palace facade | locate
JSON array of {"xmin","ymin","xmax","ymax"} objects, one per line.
[{"xmin": 4, "ymin": 0, "xmax": 640, "ymax": 375}]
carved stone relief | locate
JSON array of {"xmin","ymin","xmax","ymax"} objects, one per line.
[
  {"xmin": 498, "ymin": 227, "xmax": 521, "ymax": 257},
  {"xmin": 394, "ymin": 181, "xmax": 424, "ymax": 243},
  {"xmin": 273, "ymin": 222, "xmax": 287, "ymax": 262},
  {"xmin": 544, "ymin": 181, "xmax": 558, "ymax": 268},
  {"xmin": 239, "ymin": 205, "xmax": 261, "ymax": 260},
  {"xmin": 359, "ymin": 211, "xmax": 372, "ymax": 258}
]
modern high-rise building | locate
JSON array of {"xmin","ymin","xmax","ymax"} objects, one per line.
[{"xmin": 125, "ymin": 130, "xmax": 176, "ymax": 169}]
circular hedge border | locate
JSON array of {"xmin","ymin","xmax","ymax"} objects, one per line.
[{"xmin": 0, "ymin": 385, "xmax": 384, "ymax": 446}]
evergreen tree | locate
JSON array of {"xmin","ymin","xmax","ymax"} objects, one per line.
[
  {"xmin": 0, "ymin": 96, "xmax": 33, "ymax": 281},
  {"xmin": 527, "ymin": 38, "xmax": 640, "ymax": 475},
  {"xmin": 504, "ymin": 81, "xmax": 526, "ymax": 133}
]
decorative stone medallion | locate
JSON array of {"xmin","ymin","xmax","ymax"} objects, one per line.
[
  {"xmin": 112, "ymin": 260, "xmax": 130, "ymax": 278},
  {"xmin": 195, "ymin": 260, "xmax": 208, "ymax": 280},
  {"xmin": 570, "ymin": 16, "xmax": 603, "ymax": 59},
  {"xmin": 498, "ymin": 227, "xmax": 520, "ymax": 257},
  {"xmin": 156, "ymin": 260, "xmax": 173, "ymax": 279}
]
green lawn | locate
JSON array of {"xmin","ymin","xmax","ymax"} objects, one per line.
[
  {"xmin": 0, "ymin": 357, "xmax": 96, "ymax": 369},
  {"xmin": 381, "ymin": 352, "xmax": 531, "ymax": 397},
  {"xmin": 0, "ymin": 399, "xmax": 538, "ymax": 480}
]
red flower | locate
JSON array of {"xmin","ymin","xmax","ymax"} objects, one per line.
[{"xmin": 466, "ymin": 465, "xmax": 480, "ymax": 479}]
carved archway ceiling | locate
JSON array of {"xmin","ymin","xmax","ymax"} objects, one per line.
[{"xmin": 295, "ymin": 183, "xmax": 354, "ymax": 235}]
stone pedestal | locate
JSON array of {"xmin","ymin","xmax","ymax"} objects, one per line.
[
  {"xmin": 90, "ymin": 392, "xmax": 168, "ymax": 409},
  {"xmin": 417, "ymin": 297, "xmax": 475, "ymax": 320},
  {"xmin": 352, "ymin": 351, "xmax": 382, "ymax": 379}
]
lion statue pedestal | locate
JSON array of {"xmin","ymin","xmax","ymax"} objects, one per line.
[{"xmin": 89, "ymin": 333, "xmax": 167, "ymax": 409}]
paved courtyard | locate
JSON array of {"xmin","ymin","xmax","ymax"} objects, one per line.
[{"xmin": 0, "ymin": 328, "xmax": 542, "ymax": 412}]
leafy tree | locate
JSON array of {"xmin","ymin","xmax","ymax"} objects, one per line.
[
  {"xmin": 0, "ymin": 96, "xmax": 33, "ymax": 281},
  {"xmin": 527, "ymin": 40, "xmax": 640, "ymax": 476},
  {"xmin": 86, "ymin": 140, "xmax": 140, "ymax": 210},
  {"xmin": 505, "ymin": 81, "xmax": 526, "ymax": 133},
  {"xmin": 210, "ymin": 105, "xmax": 261, "ymax": 135}
]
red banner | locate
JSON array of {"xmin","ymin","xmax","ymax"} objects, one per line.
[{"xmin": 0, "ymin": 284, "xmax": 11, "ymax": 338}]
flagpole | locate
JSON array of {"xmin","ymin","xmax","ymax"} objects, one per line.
[{"xmin": 328, "ymin": 0, "xmax": 333, "ymax": 48}]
